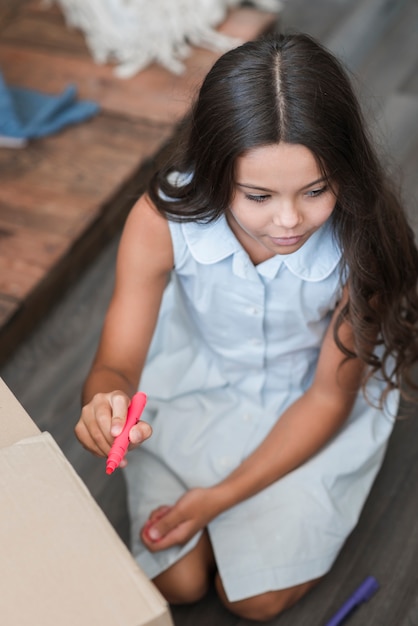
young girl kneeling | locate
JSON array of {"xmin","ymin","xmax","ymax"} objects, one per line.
[{"xmin": 76, "ymin": 33, "xmax": 418, "ymax": 621}]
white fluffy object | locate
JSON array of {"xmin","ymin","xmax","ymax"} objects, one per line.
[{"xmin": 47, "ymin": 0, "xmax": 281, "ymax": 78}]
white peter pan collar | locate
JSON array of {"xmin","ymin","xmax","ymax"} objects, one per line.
[{"xmin": 181, "ymin": 215, "xmax": 342, "ymax": 282}]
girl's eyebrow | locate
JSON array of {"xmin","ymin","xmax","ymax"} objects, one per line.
[
  {"xmin": 236, "ymin": 182, "xmax": 274, "ymax": 193},
  {"xmin": 236, "ymin": 177, "xmax": 327, "ymax": 193},
  {"xmin": 300, "ymin": 177, "xmax": 327, "ymax": 190}
]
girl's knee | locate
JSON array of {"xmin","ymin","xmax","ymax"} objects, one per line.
[
  {"xmin": 153, "ymin": 565, "xmax": 210, "ymax": 604},
  {"xmin": 152, "ymin": 532, "xmax": 215, "ymax": 605},
  {"xmin": 215, "ymin": 574, "xmax": 322, "ymax": 622}
]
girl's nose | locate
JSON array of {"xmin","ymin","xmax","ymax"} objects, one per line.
[{"xmin": 272, "ymin": 201, "xmax": 301, "ymax": 229}]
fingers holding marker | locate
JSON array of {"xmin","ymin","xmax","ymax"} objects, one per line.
[
  {"xmin": 128, "ymin": 419, "xmax": 152, "ymax": 445},
  {"xmin": 109, "ymin": 391, "xmax": 131, "ymax": 437},
  {"xmin": 76, "ymin": 391, "xmax": 151, "ymax": 466},
  {"xmin": 106, "ymin": 392, "xmax": 149, "ymax": 474},
  {"xmin": 76, "ymin": 394, "xmax": 115, "ymax": 456},
  {"xmin": 75, "ymin": 419, "xmax": 108, "ymax": 458}
]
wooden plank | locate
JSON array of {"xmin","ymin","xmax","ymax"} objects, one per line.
[
  {"xmin": 0, "ymin": 148, "xmax": 159, "ymax": 366},
  {"xmin": 0, "ymin": 3, "xmax": 278, "ymax": 363},
  {"xmin": 0, "ymin": 1, "xmax": 88, "ymax": 55},
  {"xmin": 0, "ymin": 223, "xmax": 69, "ymax": 299},
  {"xmin": 0, "ymin": 257, "xmax": 45, "ymax": 303},
  {"xmin": 0, "ymin": 0, "xmax": 29, "ymax": 31},
  {"xmin": 0, "ymin": 295, "xmax": 19, "ymax": 328},
  {"xmin": 0, "ymin": 234, "xmax": 119, "ymax": 410},
  {"xmin": 0, "ymin": 195, "xmax": 93, "ymax": 238},
  {"xmin": 0, "ymin": 113, "xmax": 171, "ymax": 304},
  {"xmin": 0, "ymin": 115, "xmax": 172, "ymax": 201},
  {"xmin": 0, "ymin": 7, "xmax": 278, "ymax": 124}
]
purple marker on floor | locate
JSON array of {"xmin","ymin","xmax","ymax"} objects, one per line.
[{"xmin": 325, "ymin": 576, "xmax": 380, "ymax": 626}]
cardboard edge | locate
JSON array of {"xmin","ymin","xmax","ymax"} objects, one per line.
[{"xmin": 0, "ymin": 377, "xmax": 40, "ymax": 447}]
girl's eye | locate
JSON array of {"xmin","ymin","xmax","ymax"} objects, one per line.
[
  {"xmin": 246, "ymin": 194, "xmax": 270, "ymax": 203},
  {"xmin": 306, "ymin": 186, "xmax": 328, "ymax": 198}
]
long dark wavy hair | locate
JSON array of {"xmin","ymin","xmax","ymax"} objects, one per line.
[{"xmin": 148, "ymin": 32, "xmax": 418, "ymax": 402}]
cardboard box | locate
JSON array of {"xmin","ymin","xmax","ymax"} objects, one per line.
[{"xmin": 0, "ymin": 378, "xmax": 174, "ymax": 626}]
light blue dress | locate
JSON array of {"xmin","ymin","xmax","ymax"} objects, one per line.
[{"xmin": 124, "ymin": 213, "xmax": 398, "ymax": 602}]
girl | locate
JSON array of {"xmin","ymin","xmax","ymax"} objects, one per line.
[{"xmin": 76, "ymin": 33, "xmax": 418, "ymax": 621}]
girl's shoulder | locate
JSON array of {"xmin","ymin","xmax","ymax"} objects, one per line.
[{"xmin": 120, "ymin": 193, "xmax": 174, "ymax": 277}]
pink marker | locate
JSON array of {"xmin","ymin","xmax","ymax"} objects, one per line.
[{"xmin": 106, "ymin": 392, "xmax": 147, "ymax": 475}]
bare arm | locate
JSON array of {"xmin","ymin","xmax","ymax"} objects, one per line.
[{"xmin": 75, "ymin": 194, "xmax": 173, "ymax": 458}]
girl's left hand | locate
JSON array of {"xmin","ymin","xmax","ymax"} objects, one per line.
[{"xmin": 140, "ymin": 487, "xmax": 216, "ymax": 552}]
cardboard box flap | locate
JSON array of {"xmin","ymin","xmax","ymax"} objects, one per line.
[
  {"xmin": 0, "ymin": 409, "xmax": 173, "ymax": 625},
  {"xmin": 0, "ymin": 378, "xmax": 40, "ymax": 446}
]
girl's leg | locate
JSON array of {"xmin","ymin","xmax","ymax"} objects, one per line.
[
  {"xmin": 152, "ymin": 530, "xmax": 216, "ymax": 604},
  {"xmin": 215, "ymin": 573, "xmax": 323, "ymax": 622}
]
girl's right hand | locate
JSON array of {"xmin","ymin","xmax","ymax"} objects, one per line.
[{"xmin": 75, "ymin": 391, "xmax": 152, "ymax": 463}]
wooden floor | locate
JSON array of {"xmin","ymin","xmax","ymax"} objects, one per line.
[
  {"xmin": 0, "ymin": 0, "xmax": 277, "ymax": 365},
  {"xmin": 1, "ymin": 1, "xmax": 418, "ymax": 625}
]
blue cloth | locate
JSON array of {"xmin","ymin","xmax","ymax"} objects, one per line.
[{"xmin": 0, "ymin": 72, "xmax": 99, "ymax": 140}]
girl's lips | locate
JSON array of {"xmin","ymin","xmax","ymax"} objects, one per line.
[{"xmin": 269, "ymin": 235, "xmax": 303, "ymax": 246}]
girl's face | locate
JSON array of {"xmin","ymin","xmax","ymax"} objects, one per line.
[{"xmin": 227, "ymin": 142, "xmax": 337, "ymax": 264}]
